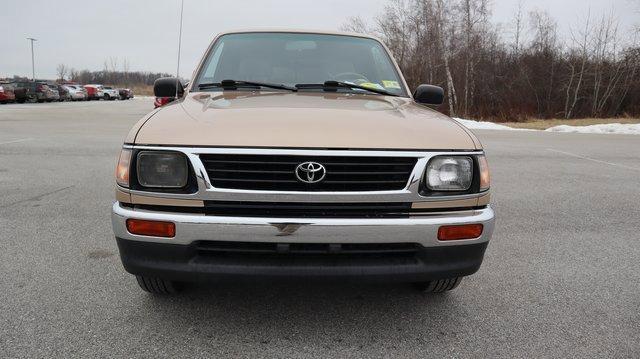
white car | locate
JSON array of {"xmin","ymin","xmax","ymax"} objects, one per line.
[
  {"xmin": 102, "ymin": 86, "xmax": 119, "ymax": 101},
  {"xmin": 64, "ymin": 85, "xmax": 87, "ymax": 101}
]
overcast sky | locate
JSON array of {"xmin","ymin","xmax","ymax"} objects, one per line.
[{"xmin": 1, "ymin": 0, "xmax": 638, "ymax": 79}]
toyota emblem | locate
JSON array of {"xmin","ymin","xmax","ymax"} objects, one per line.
[{"xmin": 295, "ymin": 161, "xmax": 326, "ymax": 184}]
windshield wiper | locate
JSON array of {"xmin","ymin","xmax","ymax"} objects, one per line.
[
  {"xmin": 198, "ymin": 79, "xmax": 298, "ymax": 92},
  {"xmin": 295, "ymin": 81, "xmax": 399, "ymax": 97}
]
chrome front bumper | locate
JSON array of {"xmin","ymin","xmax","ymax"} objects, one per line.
[{"xmin": 111, "ymin": 202, "xmax": 495, "ymax": 247}]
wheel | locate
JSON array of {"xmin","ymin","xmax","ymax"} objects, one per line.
[
  {"xmin": 135, "ymin": 275, "xmax": 181, "ymax": 294},
  {"xmin": 17, "ymin": 100, "xmax": 25, "ymax": 104},
  {"xmin": 104, "ymin": 94, "xmax": 110, "ymax": 100},
  {"xmin": 413, "ymin": 277, "xmax": 463, "ymax": 293}
]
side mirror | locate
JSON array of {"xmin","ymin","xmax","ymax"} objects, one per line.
[
  {"xmin": 154, "ymin": 77, "xmax": 184, "ymax": 98},
  {"xmin": 414, "ymin": 85, "xmax": 444, "ymax": 105}
]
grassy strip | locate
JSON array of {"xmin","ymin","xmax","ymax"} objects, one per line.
[{"xmin": 501, "ymin": 118, "xmax": 640, "ymax": 130}]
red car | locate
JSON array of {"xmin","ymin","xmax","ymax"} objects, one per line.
[
  {"xmin": 154, "ymin": 96, "xmax": 175, "ymax": 108},
  {"xmin": 84, "ymin": 85, "xmax": 104, "ymax": 100},
  {"xmin": 0, "ymin": 83, "xmax": 16, "ymax": 104}
]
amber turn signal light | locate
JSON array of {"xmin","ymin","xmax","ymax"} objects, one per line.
[
  {"xmin": 116, "ymin": 149, "xmax": 132, "ymax": 188},
  {"xmin": 126, "ymin": 219, "xmax": 176, "ymax": 238},
  {"xmin": 438, "ymin": 224, "xmax": 483, "ymax": 241},
  {"xmin": 477, "ymin": 155, "xmax": 491, "ymax": 191}
]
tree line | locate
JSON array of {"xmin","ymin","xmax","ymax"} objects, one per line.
[
  {"xmin": 54, "ymin": 58, "xmax": 171, "ymax": 88},
  {"xmin": 343, "ymin": 0, "xmax": 640, "ymax": 121},
  {"xmin": 7, "ymin": 57, "xmax": 171, "ymax": 90}
]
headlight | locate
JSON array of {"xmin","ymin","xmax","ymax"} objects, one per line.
[
  {"xmin": 425, "ymin": 156, "xmax": 473, "ymax": 191},
  {"xmin": 136, "ymin": 151, "xmax": 188, "ymax": 188}
]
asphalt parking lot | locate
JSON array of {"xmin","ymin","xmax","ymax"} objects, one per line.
[{"xmin": 1, "ymin": 99, "xmax": 639, "ymax": 358}]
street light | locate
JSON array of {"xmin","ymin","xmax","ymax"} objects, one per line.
[{"xmin": 27, "ymin": 37, "xmax": 37, "ymax": 81}]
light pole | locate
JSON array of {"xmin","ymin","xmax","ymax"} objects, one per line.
[{"xmin": 27, "ymin": 37, "xmax": 37, "ymax": 81}]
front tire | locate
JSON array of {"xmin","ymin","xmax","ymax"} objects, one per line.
[
  {"xmin": 413, "ymin": 277, "xmax": 463, "ymax": 293},
  {"xmin": 135, "ymin": 275, "xmax": 181, "ymax": 294}
]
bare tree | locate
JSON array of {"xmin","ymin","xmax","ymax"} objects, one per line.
[
  {"xmin": 103, "ymin": 57, "xmax": 119, "ymax": 83},
  {"xmin": 69, "ymin": 68, "xmax": 79, "ymax": 82},
  {"xmin": 459, "ymin": 0, "xmax": 490, "ymax": 116},
  {"xmin": 56, "ymin": 64, "xmax": 68, "ymax": 81},
  {"xmin": 564, "ymin": 12, "xmax": 590, "ymax": 119},
  {"xmin": 339, "ymin": 0, "xmax": 640, "ymax": 120},
  {"xmin": 375, "ymin": 0, "xmax": 416, "ymax": 70},
  {"xmin": 434, "ymin": 0, "xmax": 458, "ymax": 116},
  {"xmin": 340, "ymin": 16, "xmax": 369, "ymax": 33},
  {"xmin": 122, "ymin": 58, "xmax": 130, "ymax": 86},
  {"xmin": 110, "ymin": 57, "xmax": 118, "ymax": 72},
  {"xmin": 512, "ymin": 0, "xmax": 525, "ymax": 55}
]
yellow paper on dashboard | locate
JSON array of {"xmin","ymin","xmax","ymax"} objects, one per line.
[
  {"xmin": 359, "ymin": 82, "xmax": 385, "ymax": 90},
  {"xmin": 382, "ymin": 80, "xmax": 401, "ymax": 89}
]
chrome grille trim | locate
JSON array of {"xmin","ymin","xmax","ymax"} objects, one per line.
[
  {"xmin": 121, "ymin": 146, "xmax": 484, "ymax": 203},
  {"xmin": 200, "ymin": 154, "xmax": 418, "ymax": 192}
]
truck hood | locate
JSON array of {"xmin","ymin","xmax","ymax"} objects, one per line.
[{"xmin": 132, "ymin": 92, "xmax": 479, "ymax": 150}]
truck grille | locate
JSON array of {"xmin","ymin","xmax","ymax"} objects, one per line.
[
  {"xmin": 200, "ymin": 154, "xmax": 418, "ymax": 192},
  {"xmin": 195, "ymin": 241, "xmax": 421, "ymax": 258},
  {"xmin": 192, "ymin": 241, "xmax": 423, "ymax": 268}
]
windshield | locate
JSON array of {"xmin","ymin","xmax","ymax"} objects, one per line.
[{"xmin": 194, "ymin": 32, "xmax": 407, "ymax": 97}]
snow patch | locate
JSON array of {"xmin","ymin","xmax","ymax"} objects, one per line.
[
  {"xmin": 545, "ymin": 123, "xmax": 640, "ymax": 135},
  {"xmin": 452, "ymin": 118, "xmax": 525, "ymax": 131},
  {"xmin": 454, "ymin": 117, "xmax": 639, "ymax": 135}
]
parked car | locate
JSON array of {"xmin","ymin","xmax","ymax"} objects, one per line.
[
  {"xmin": 46, "ymin": 84, "xmax": 60, "ymax": 102},
  {"xmin": 101, "ymin": 86, "xmax": 119, "ymax": 100},
  {"xmin": 154, "ymin": 81, "xmax": 185, "ymax": 107},
  {"xmin": 0, "ymin": 83, "xmax": 16, "ymax": 104},
  {"xmin": 64, "ymin": 85, "xmax": 88, "ymax": 101},
  {"xmin": 118, "ymin": 88, "xmax": 133, "ymax": 100},
  {"xmin": 112, "ymin": 30, "xmax": 495, "ymax": 295},
  {"xmin": 84, "ymin": 84, "xmax": 104, "ymax": 100},
  {"xmin": 9, "ymin": 82, "xmax": 28, "ymax": 103},
  {"xmin": 153, "ymin": 96, "xmax": 174, "ymax": 108},
  {"xmin": 49, "ymin": 84, "xmax": 70, "ymax": 101},
  {"xmin": 14, "ymin": 82, "xmax": 53, "ymax": 102}
]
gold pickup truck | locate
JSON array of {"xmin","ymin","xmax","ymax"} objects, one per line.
[{"xmin": 111, "ymin": 30, "xmax": 494, "ymax": 294}]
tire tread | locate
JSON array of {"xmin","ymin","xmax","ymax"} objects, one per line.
[
  {"xmin": 135, "ymin": 275, "xmax": 179, "ymax": 294},
  {"xmin": 414, "ymin": 277, "xmax": 463, "ymax": 293}
]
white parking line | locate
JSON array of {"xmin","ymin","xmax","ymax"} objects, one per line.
[
  {"xmin": 0, "ymin": 138, "xmax": 34, "ymax": 145},
  {"xmin": 548, "ymin": 149, "xmax": 640, "ymax": 172}
]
